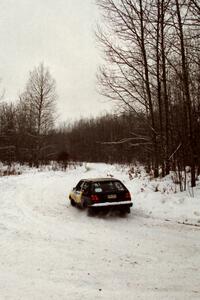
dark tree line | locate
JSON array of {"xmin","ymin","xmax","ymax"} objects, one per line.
[{"xmin": 62, "ymin": 113, "xmax": 149, "ymax": 164}]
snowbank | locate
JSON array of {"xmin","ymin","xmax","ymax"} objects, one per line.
[{"xmin": 80, "ymin": 163, "xmax": 200, "ymax": 225}]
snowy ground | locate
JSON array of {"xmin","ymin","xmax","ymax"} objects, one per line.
[{"xmin": 0, "ymin": 163, "xmax": 200, "ymax": 299}]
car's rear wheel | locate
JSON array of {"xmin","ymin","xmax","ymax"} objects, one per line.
[
  {"xmin": 82, "ymin": 200, "xmax": 88, "ymax": 209},
  {"xmin": 120, "ymin": 207, "xmax": 130, "ymax": 215}
]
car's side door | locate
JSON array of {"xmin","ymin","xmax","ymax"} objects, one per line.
[
  {"xmin": 81, "ymin": 181, "xmax": 91, "ymax": 207},
  {"xmin": 74, "ymin": 180, "xmax": 84, "ymax": 204}
]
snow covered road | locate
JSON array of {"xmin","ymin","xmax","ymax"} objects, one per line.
[{"xmin": 0, "ymin": 164, "xmax": 200, "ymax": 299}]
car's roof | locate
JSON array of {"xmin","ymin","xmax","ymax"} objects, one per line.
[{"xmin": 81, "ymin": 178, "xmax": 120, "ymax": 182}]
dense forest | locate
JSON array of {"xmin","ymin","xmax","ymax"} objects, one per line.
[
  {"xmin": 0, "ymin": 0, "xmax": 200, "ymax": 189},
  {"xmin": 96, "ymin": 0, "xmax": 200, "ymax": 186}
]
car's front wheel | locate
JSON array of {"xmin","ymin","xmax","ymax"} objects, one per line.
[{"xmin": 70, "ymin": 197, "xmax": 76, "ymax": 207}]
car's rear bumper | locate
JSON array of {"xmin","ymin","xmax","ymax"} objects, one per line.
[{"xmin": 88, "ymin": 200, "xmax": 133, "ymax": 208}]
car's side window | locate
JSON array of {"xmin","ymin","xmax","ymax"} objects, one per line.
[
  {"xmin": 76, "ymin": 180, "xmax": 84, "ymax": 191},
  {"xmin": 82, "ymin": 182, "xmax": 90, "ymax": 194}
]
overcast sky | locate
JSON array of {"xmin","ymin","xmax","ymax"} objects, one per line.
[{"xmin": 0, "ymin": 0, "xmax": 112, "ymax": 123}]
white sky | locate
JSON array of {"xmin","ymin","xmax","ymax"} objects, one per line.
[{"xmin": 0, "ymin": 0, "xmax": 112, "ymax": 123}]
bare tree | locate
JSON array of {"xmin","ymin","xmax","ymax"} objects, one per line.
[
  {"xmin": 96, "ymin": 0, "xmax": 165, "ymax": 177},
  {"xmin": 25, "ymin": 63, "xmax": 56, "ymax": 135},
  {"xmin": 21, "ymin": 63, "xmax": 57, "ymax": 165}
]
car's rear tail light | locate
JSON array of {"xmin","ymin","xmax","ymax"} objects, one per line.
[
  {"xmin": 125, "ymin": 192, "xmax": 131, "ymax": 200},
  {"xmin": 91, "ymin": 194, "xmax": 99, "ymax": 202}
]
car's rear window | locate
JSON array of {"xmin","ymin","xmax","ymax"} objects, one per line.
[{"xmin": 92, "ymin": 181, "xmax": 125, "ymax": 193}]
